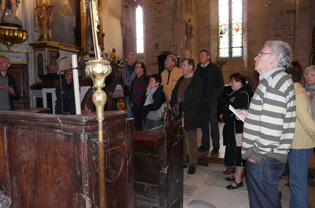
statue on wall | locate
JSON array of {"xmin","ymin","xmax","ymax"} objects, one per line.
[
  {"xmin": 36, "ymin": 5, "xmax": 53, "ymax": 41},
  {"xmin": 1, "ymin": 0, "xmax": 20, "ymax": 16},
  {"xmin": 0, "ymin": 0, "xmax": 21, "ymax": 26}
]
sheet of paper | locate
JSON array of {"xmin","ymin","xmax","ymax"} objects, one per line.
[{"xmin": 229, "ymin": 105, "xmax": 245, "ymax": 122}]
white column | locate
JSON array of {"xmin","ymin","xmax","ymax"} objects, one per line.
[{"xmin": 71, "ymin": 54, "xmax": 81, "ymax": 115}]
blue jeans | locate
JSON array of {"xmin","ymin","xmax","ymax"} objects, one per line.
[
  {"xmin": 246, "ymin": 157, "xmax": 285, "ymax": 208},
  {"xmin": 288, "ymin": 148, "xmax": 312, "ymax": 208},
  {"xmin": 200, "ymin": 98, "xmax": 220, "ymax": 149},
  {"xmin": 124, "ymin": 96, "xmax": 133, "ymax": 118}
]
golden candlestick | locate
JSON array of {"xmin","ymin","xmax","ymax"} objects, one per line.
[
  {"xmin": 85, "ymin": 60, "xmax": 112, "ymax": 122},
  {"xmin": 84, "ymin": 1, "xmax": 110, "ymax": 208}
]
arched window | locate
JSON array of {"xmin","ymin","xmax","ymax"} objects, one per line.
[
  {"xmin": 219, "ymin": 0, "xmax": 243, "ymax": 58},
  {"xmin": 136, "ymin": 5, "xmax": 144, "ymax": 53}
]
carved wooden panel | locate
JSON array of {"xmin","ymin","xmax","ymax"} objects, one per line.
[
  {"xmin": 0, "ymin": 110, "xmax": 135, "ymax": 208},
  {"xmin": 134, "ymin": 119, "xmax": 184, "ymax": 208},
  {"xmin": 9, "ymin": 64, "xmax": 29, "ymax": 109}
]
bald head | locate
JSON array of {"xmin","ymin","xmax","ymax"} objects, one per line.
[{"xmin": 0, "ymin": 56, "xmax": 10, "ymax": 76}]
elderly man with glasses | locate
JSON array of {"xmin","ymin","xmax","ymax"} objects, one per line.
[{"xmin": 236, "ymin": 40, "xmax": 296, "ymax": 208}]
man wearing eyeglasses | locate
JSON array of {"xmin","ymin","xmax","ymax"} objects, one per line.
[{"xmin": 236, "ymin": 40, "xmax": 296, "ymax": 208}]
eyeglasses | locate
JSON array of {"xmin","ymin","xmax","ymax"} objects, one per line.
[
  {"xmin": 258, "ymin": 51, "xmax": 274, "ymax": 56},
  {"xmin": 304, "ymin": 73, "xmax": 315, "ymax": 78}
]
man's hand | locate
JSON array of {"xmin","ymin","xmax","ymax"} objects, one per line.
[
  {"xmin": 235, "ymin": 109, "xmax": 248, "ymax": 121},
  {"xmin": 248, "ymin": 157, "xmax": 256, "ymax": 163},
  {"xmin": 0, "ymin": 83, "xmax": 5, "ymax": 89},
  {"xmin": 165, "ymin": 95, "xmax": 171, "ymax": 103},
  {"xmin": 146, "ymin": 85, "xmax": 152, "ymax": 95},
  {"xmin": 7, "ymin": 85, "xmax": 15, "ymax": 95}
]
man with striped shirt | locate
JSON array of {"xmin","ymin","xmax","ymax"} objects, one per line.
[{"xmin": 236, "ymin": 40, "xmax": 296, "ymax": 208}]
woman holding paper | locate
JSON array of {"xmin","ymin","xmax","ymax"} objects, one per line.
[{"xmin": 220, "ymin": 73, "xmax": 252, "ymax": 190}]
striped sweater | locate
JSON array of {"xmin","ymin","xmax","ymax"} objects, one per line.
[{"xmin": 242, "ymin": 67, "xmax": 296, "ymax": 163}]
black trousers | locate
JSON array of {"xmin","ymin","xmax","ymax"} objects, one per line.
[{"xmin": 132, "ymin": 104, "xmax": 143, "ymax": 131}]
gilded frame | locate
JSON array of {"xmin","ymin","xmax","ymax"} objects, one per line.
[
  {"xmin": 0, "ymin": 50, "xmax": 29, "ymax": 64},
  {"xmin": 34, "ymin": 0, "xmax": 39, "ymax": 32},
  {"xmin": 80, "ymin": 0, "xmax": 103, "ymax": 53}
]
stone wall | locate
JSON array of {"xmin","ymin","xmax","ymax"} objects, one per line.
[
  {"xmin": 122, "ymin": 0, "xmax": 198, "ymax": 75},
  {"xmin": 121, "ymin": 0, "xmax": 315, "ymax": 84}
]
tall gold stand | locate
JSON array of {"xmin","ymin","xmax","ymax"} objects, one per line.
[
  {"xmin": 85, "ymin": 1, "xmax": 111, "ymax": 208},
  {"xmin": 85, "ymin": 60, "xmax": 111, "ymax": 208}
]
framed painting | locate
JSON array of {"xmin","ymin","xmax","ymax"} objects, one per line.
[
  {"xmin": 80, "ymin": 0, "xmax": 103, "ymax": 53},
  {"xmin": 34, "ymin": 0, "xmax": 39, "ymax": 32},
  {"xmin": 50, "ymin": 0, "xmax": 81, "ymax": 47}
]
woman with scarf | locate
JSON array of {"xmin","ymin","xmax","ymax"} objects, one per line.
[{"xmin": 141, "ymin": 74, "xmax": 165, "ymax": 130}]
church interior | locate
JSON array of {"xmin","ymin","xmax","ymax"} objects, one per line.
[{"xmin": 0, "ymin": 0, "xmax": 315, "ymax": 207}]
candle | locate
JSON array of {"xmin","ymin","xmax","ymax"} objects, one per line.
[{"xmin": 71, "ymin": 54, "xmax": 81, "ymax": 115}]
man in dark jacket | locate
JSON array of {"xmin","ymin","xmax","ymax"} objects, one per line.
[
  {"xmin": 120, "ymin": 52, "xmax": 136, "ymax": 118},
  {"xmin": 171, "ymin": 58, "xmax": 203, "ymax": 175},
  {"xmin": 55, "ymin": 69, "xmax": 75, "ymax": 115},
  {"xmin": 195, "ymin": 49, "xmax": 224, "ymax": 155},
  {"xmin": 0, "ymin": 56, "xmax": 20, "ymax": 110}
]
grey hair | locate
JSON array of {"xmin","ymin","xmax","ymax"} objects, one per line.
[
  {"xmin": 128, "ymin": 52, "xmax": 136, "ymax": 59},
  {"xmin": 305, "ymin": 65, "xmax": 315, "ymax": 74},
  {"xmin": 264, "ymin": 40, "xmax": 291, "ymax": 68},
  {"xmin": 167, "ymin": 54, "xmax": 177, "ymax": 65}
]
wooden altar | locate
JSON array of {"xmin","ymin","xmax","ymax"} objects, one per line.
[{"xmin": 0, "ymin": 109, "xmax": 135, "ymax": 208}]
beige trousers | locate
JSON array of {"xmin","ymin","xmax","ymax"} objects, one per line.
[{"xmin": 184, "ymin": 129, "xmax": 198, "ymax": 168}]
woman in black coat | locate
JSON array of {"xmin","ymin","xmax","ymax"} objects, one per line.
[
  {"xmin": 141, "ymin": 74, "xmax": 165, "ymax": 130},
  {"xmin": 220, "ymin": 73, "xmax": 252, "ymax": 190}
]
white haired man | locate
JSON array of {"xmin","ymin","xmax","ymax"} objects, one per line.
[{"xmin": 237, "ymin": 40, "xmax": 296, "ymax": 207}]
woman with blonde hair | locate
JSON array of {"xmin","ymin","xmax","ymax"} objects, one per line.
[
  {"xmin": 304, "ymin": 65, "xmax": 315, "ymax": 119},
  {"xmin": 286, "ymin": 59, "xmax": 315, "ymax": 208}
]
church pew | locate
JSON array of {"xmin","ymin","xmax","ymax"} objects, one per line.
[{"xmin": 133, "ymin": 116, "xmax": 184, "ymax": 208}]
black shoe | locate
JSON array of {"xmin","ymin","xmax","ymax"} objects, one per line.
[
  {"xmin": 211, "ymin": 148, "xmax": 219, "ymax": 155},
  {"xmin": 187, "ymin": 166, "xmax": 196, "ymax": 175},
  {"xmin": 183, "ymin": 165, "xmax": 188, "ymax": 168},
  {"xmin": 198, "ymin": 145, "xmax": 209, "ymax": 153},
  {"xmin": 226, "ymin": 180, "xmax": 243, "ymax": 190},
  {"xmin": 225, "ymin": 175, "xmax": 235, "ymax": 182}
]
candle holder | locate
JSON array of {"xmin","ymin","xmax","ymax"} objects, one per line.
[
  {"xmin": 85, "ymin": 59, "xmax": 112, "ymax": 120},
  {"xmin": 85, "ymin": 58, "xmax": 111, "ymax": 208}
]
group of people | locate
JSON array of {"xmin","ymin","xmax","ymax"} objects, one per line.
[
  {"xmin": 120, "ymin": 50, "xmax": 224, "ymax": 175},
  {"xmin": 121, "ymin": 40, "xmax": 315, "ymax": 207},
  {"xmin": 2, "ymin": 38, "xmax": 315, "ymax": 207},
  {"xmin": 224, "ymin": 40, "xmax": 315, "ymax": 208}
]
